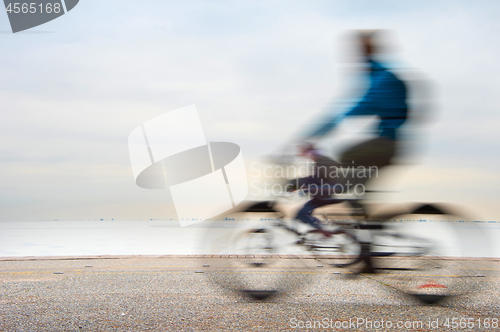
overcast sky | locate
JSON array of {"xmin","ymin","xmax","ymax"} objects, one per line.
[{"xmin": 0, "ymin": 0, "xmax": 499, "ymax": 221}]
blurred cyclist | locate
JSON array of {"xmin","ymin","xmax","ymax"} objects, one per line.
[
  {"xmin": 292, "ymin": 30, "xmax": 409, "ymax": 239},
  {"xmin": 305, "ymin": 29, "xmax": 408, "ymax": 169}
]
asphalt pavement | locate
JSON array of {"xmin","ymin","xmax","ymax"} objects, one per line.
[{"xmin": 0, "ymin": 256, "xmax": 499, "ymax": 331}]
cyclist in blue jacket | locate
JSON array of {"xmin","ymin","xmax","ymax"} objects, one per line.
[
  {"xmin": 295, "ymin": 30, "xmax": 409, "ymax": 237},
  {"xmin": 306, "ymin": 30, "xmax": 408, "ymax": 167}
]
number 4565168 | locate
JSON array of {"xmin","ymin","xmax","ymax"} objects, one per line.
[{"xmin": 6, "ymin": 2, "xmax": 62, "ymax": 14}]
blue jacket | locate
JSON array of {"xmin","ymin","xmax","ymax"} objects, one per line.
[{"xmin": 308, "ymin": 60, "xmax": 408, "ymax": 140}]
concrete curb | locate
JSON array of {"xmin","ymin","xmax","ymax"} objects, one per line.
[{"xmin": 0, "ymin": 255, "xmax": 498, "ymax": 262}]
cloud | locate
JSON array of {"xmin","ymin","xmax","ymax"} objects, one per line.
[{"xmin": 0, "ymin": 0, "xmax": 499, "ymax": 219}]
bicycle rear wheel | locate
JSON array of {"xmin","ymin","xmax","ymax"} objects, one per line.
[{"xmin": 366, "ymin": 204, "xmax": 494, "ymax": 302}]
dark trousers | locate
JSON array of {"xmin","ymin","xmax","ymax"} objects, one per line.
[
  {"xmin": 295, "ymin": 176, "xmax": 342, "ymax": 229},
  {"xmin": 296, "ymin": 198, "xmax": 335, "ymax": 229},
  {"xmin": 340, "ymin": 137, "xmax": 396, "ymax": 168}
]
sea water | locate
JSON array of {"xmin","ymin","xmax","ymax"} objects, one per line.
[{"xmin": 0, "ymin": 219, "xmax": 499, "ymax": 258}]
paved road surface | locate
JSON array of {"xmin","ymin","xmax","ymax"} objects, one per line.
[{"xmin": 1, "ymin": 256, "xmax": 499, "ymax": 331}]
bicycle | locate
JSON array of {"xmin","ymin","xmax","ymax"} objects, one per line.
[
  {"xmin": 200, "ymin": 190, "xmax": 361, "ymax": 300},
  {"xmin": 201, "ymin": 163, "xmax": 493, "ymax": 302}
]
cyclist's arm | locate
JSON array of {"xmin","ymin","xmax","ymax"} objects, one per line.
[
  {"xmin": 304, "ymin": 79, "xmax": 381, "ymax": 139},
  {"xmin": 345, "ymin": 83, "xmax": 378, "ymax": 117}
]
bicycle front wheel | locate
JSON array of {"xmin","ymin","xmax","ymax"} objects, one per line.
[
  {"xmin": 304, "ymin": 229, "xmax": 363, "ymax": 268},
  {"xmin": 201, "ymin": 210, "xmax": 313, "ymax": 300}
]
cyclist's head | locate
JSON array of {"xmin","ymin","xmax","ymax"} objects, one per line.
[
  {"xmin": 357, "ymin": 29, "xmax": 397, "ymax": 61},
  {"xmin": 339, "ymin": 29, "xmax": 397, "ymax": 63},
  {"xmin": 359, "ymin": 29, "xmax": 379, "ymax": 58}
]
